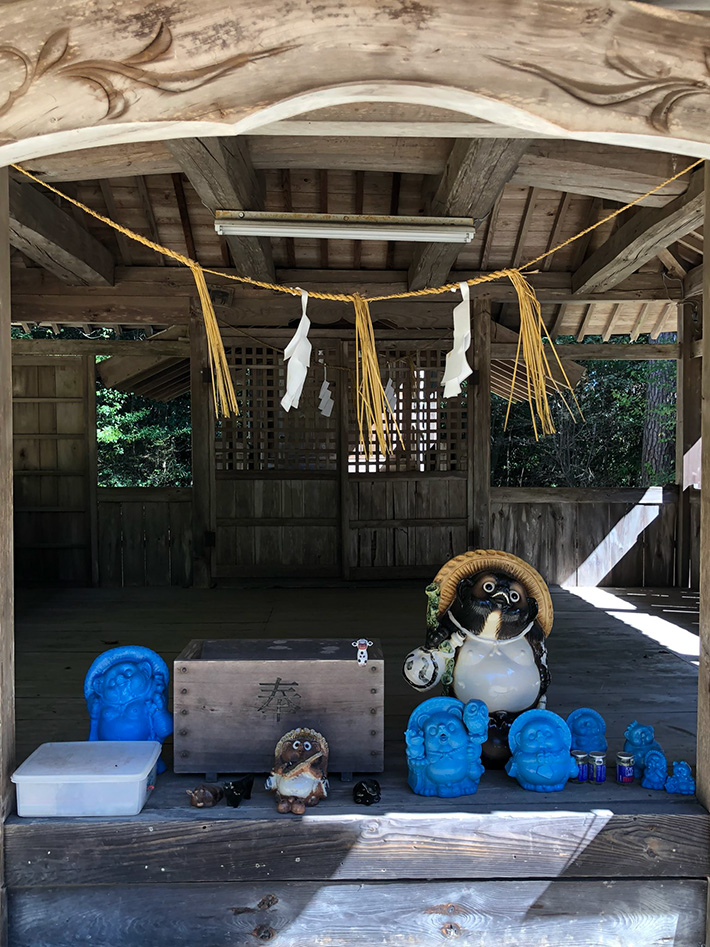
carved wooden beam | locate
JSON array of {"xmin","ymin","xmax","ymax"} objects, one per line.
[
  {"xmin": 408, "ymin": 139, "xmax": 529, "ymax": 291},
  {"xmin": 5, "ymin": 2, "xmax": 710, "ymax": 168},
  {"xmin": 572, "ymin": 170, "xmax": 705, "ymax": 296},
  {"xmin": 166, "ymin": 137, "xmax": 274, "ymax": 280},
  {"xmin": 8, "ymin": 179, "xmax": 114, "ymax": 286}
]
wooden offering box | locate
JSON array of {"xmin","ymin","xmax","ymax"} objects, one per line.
[{"xmin": 173, "ymin": 639, "xmax": 384, "ymax": 775}]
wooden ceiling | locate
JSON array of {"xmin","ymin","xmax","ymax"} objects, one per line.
[{"xmin": 9, "ymin": 105, "xmax": 698, "ymax": 342}]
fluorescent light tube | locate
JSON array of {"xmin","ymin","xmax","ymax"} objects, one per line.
[{"xmin": 214, "ymin": 212, "xmax": 476, "ymax": 243}]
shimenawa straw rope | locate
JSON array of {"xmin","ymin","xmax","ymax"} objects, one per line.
[{"xmin": 10, "ymin": 158, "xmax": 701, "ymax": 452}]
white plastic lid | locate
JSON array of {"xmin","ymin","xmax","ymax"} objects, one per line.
[{"xmin": 11, "ymin": 741, "xmax": 162, "ymax": 784}]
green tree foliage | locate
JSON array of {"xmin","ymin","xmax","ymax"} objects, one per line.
[
  {"xmin": 491, "ymin": 344, "xmax": 676, "ymax": 488},
  {"xmin": 96, "ymin": 381, "xmax": 191, "ymax": 487}
]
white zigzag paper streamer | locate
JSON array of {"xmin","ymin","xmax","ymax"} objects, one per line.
[
  {"xmin": 319, "ymin": 379, "xmax": 334, "ymax": 418},
  {"xmin": 384, "ymin": 378, "xmax": 397, "ymax": 415},
  {"xmin": 281, "ymin": 289, "xmax": 312, "ymax": 411},
  {"xmin": 441, "ymin": 281, "xmax": 472, "ymax": 399}
]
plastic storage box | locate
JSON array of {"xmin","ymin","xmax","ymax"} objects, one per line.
[{"xmin": 11, "ymin": 741, "xmax": 161, "ymax": 817}]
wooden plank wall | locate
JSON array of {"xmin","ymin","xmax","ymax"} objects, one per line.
[
  {"xmin": 97, "ymin": 488, "xmax": 192, "ymax": 587},
  {"xmin": 213, "ymin": 477, "xmax": 677, "ymax": 586},
  {"xmin": 12, "ymin": 356, "xmax": 94, "ymax": 586},
  {"xmin": 349, "ymin": 473, "xmax": 468, "ymax": 578},
  {"xmin": 492, "ymin": 487, "xmax": 678, "ymax": 587},
  {"xmin": 214, "ymin": 475, "xmax": 340, "ymax": 578}
]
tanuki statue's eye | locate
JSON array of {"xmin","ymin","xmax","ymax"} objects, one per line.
[
  {"xmin": 303, "ymin": 741, "xmax": 311, "ymax": 751},
  {"xmin": 292, "ymin": 740, "xmax": 301, "ymax": 749}
]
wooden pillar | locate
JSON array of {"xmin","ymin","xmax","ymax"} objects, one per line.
[
  {"xmin": 676, "ymin": 299, "xmax": 702, "ymax": 587},
  {"xmin": 190, "ymin": 314, "xmax": 216, "ymax": 588},
  {"xmin": 338, "ymin": 341, "xmax": 351, "ymax": 580},
  {"xmin": 698, "ymin": 160, "xmax": 710, "ymax": 809},
  {"xmin": 0, "ymin": 166, "xmax": 16, "ymax": 945},
  {"xmin": 468, "ymin": 297, "xmax": 491, "ymax": 549}
]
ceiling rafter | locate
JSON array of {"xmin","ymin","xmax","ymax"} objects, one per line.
[
  {"xmin": 408, "ymin": 138, "xmax": 529, "ymax": 291},
  {"xmin": 572, "ymin": 170, "xmax": 704, "ymax": 296},
  {"xmin": 166, "ymin": 137, "xmax": 275, "ymax": 281},
  {"xmin": 8, "ymin": 178, "xmax": 114, "ymax": 286}
]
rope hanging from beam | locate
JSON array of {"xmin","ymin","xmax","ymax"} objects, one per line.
[{"xmin": 10, "ymin": 158, "xmax": 702, "ymax": 453}]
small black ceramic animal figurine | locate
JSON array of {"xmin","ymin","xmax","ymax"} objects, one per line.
[
  {"xmin": 403, "ymin": 550, "xmax": 553, "ymax": 768},
  {"xmin": 222, "ymin": 774, "xmax": 255, "ymax": 808},
  {"xmin": 266, "ymin": 727, "xmax": 329, "ymax": 814},
  {"xmin": 186, "ymin": 784, "xmax": 224, "ymax": 808},
  {"xmin": 353, "ymin": 778, "xmax": 381, "ymax": 806}
]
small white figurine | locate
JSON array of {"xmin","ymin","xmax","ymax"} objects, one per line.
[{"xmin": 353, "ymin": 638, "xmax": 373, "ymax": 666}]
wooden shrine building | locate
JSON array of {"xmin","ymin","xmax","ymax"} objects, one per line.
[{"xmin": 2, "ymin": 0, "xmax": 710, "ymax": 943}]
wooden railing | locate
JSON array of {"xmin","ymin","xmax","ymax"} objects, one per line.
[{"xmin": 97, "ymin": 487, "xmax": 192, "ymax": 587}]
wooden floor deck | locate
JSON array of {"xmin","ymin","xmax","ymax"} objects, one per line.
[{"xmin": 6, "ymin": 584, "xmax": 709, "ymax": 946}]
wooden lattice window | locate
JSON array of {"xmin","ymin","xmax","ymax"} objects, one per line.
[
  {"xmin": 348, "ymin": 346, "xmax": 468, "ymax": 474},
  {"xmin": 216, "ymin": 344, "xmax": 339, "ymax": 472},
  {"xmin": 216, "ymin": 343, "xmax": 467, "ymax": 474}
]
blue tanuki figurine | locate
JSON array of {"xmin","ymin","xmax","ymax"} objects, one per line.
[
  {"xmin": 665, "ymin": 761, "xmax": 696, "ymax": 795},
  {"xmin": 624, "ymin": 720, "xmax": 663, "ymax": 778},
  {"xmin": 506, "ymin": 709, "xmax": 577, "ymax": 792},
  {"xmin": 567, "ymin": 708, "xmax": 607, "ymax": 754},
  {"xmin": 84, "ymin": 646, "xmax": 173, "ymax": 773},
  {"xmin": 405, "ymin": 697, "xmax": 488, "ymax": 797},
  {"xmin": 641, "ymin": 749, "xmax": 668, "ymax": 790}
]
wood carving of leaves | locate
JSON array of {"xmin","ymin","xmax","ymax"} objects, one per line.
[
  {"xmin": 494, "ymin": 44, "xmax": 710, "ymax": 132},
  {"xmin": 0, "ymin": 20, "xmax": 298, "ymax": 122}
]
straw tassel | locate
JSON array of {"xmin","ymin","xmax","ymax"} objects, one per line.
[
  {"xmin": 504, "ymin": 270, "xmax": 582, "ymax": 439},
  {"xmin": 190, "ymin": 264, "xmax": 238, "ymax": 417},
  {"xmin": 352, "ymin": 294, "xmax": 402, "ymax": 457}
]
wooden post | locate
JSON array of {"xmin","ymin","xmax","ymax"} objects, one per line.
[
  {"xmin": 190, "ymin": 314, "xmax": 216, "ymax": 588},
  {"xmin": 698, "ymin": 160, "xmax": 710, "ymax": 810},
  {"xmin": 0, "ymin": 166, "xmax": 16, "ymax": 945},
  {"xmin": 86, "ymin": 355, "xmax": 99, "ymax": 586},
  {"xmin": 338, "ymin": 341, "xmax": 351, "ymax": 580},
  {"xmin": 468, "ymin": 298, "xmax": 491, "ymax": 549},
  {"xmin": 676, "ymin": 300, "xmax": 702, "ymax": 587}
]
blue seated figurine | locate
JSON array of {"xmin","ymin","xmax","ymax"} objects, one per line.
[
  {"xmin": 566, "ymin": 708, "xmax": 607, "ymax": 754},
  {"xmin": 624, "ymin": 720, "xmax": 663, "ymax": 778},
  {"xmin": 640, "ymin": 749, "xmax": 668, "ymax": 790},
  {"xmin": 506, "ymin": 708, "xmax": 577, "ymax": 792},
  {"xmin": 665, "ymin": 761, "xmax": 696, "ymax": 795},
  {"xmin": 84, "ymin": 646, "xmax": 173, "ymax": 773},
  {"xmin": 405, "ymin": 696, "xmax": 488, "ymax": 797}
]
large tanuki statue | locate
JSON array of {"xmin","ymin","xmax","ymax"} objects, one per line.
[{"xmin": 403, "ymin": 550, "xmax": 552, "ymax": 766}]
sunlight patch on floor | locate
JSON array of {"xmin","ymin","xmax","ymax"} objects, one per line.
[{"xmin": 568, "ymin": 588, "xmax": 699, "ymax": 664}]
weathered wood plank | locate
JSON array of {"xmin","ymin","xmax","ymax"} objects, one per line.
[
  {"xmin": 12, "ymin": 340, "xmax": 189, "ymax": 357},
  {"xmin": 6, "ymin": 812, "xmax": 710, "ymax": 885},
  {"xmin": 10, "ymin": 266, "xmax": 682, "ymax": 305},
  {"xmin": 8, "ymin": 180, "xmax": 114, "ymax": 287},
  {"xmin": 7, "ymin": 880, "xmax": 707, "ymax": 947},
  {"xmin": 97, "ymin": 501, "xmax": 122, "ymax": 588},
  {"xmin": 408, "ymin": 139, "xmax": 528, "ymax": 290}
]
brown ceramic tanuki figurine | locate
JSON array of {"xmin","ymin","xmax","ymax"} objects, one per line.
[
  {"xmin": 186, "ymin": 784, "xmax": 224, "ymax": 808},
  {"xmin": 265, "ymin": 727, "xmax": 329, "ymax": 814}
]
